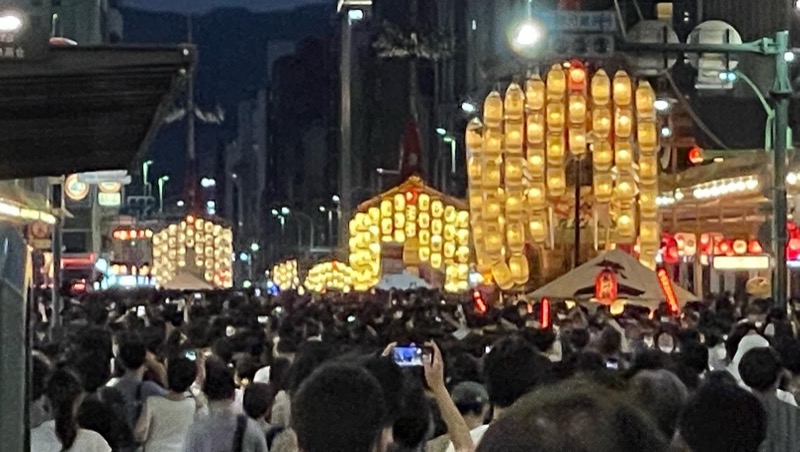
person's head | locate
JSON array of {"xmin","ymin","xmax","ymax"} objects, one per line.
[
  {"xmin": 243, "ymin": 382, "xmax": 272, "ymax": 421},
  {"xmin": 116, "ymin": 333, "xmax": 147, "ymax": 372},
  {"xmin": 677, "ymin": 379, "xmax": 766, "ymax": 452},
  {"xmin": 167, "ymin": 357, "xmax": 198, "ymax": 393},
  {"xmin": 292, "ymin": 363, "xmax": 388, "ymax": 452},
  {"xmin": 46, "ymin": 368, "xmax": 85, "ymax": 450},
  {"xmin": 568, "ymin": 328, "xmax": 591, "ymax": 351},
  {"xmin": 285, "ymin": 341, "xmax": 332, "ymax": 395},
  {"xmin": 629, "ymin": 369, "xmax": 689, "ymax": 438},
  {"xmin": 738, "ymin": 347, "xmax": 782, "ymax": 393},
  {"xmin": 451, "ymin": 381, "xmax": 490, "ymax": 428},
  {"xmin": 678, "ymin": 340, "xmax": 709, "ymax": 376},
  {"xmin": 74, "ymin": 352, "xmax": 111, "ymax": 393},
  {"xmin": 476, "ymin": 381, "xmax": 667, "ymax": 452},
  {"xmin": 597, "ymin": 328, "xmax": 622, "ymax": 357},
  {"xmin": 483, "ymin": 336, "xmax": 551, "ymax": 410},
  {"xmin": 203, "ymin": 359, "xmax": 236, "ymax": 402},
  {"xmin": 234, "ymin": 355, "xmax": 259, "ymax": 386}
]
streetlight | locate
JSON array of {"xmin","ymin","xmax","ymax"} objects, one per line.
[
  {"xmin": 0, "ymin": 12, "xmax": 24, "ymax": 34},
  {"xmin": 142, "ymin": 160, "xmax": 153, "ymax": 197},
  {"xmin": 435, "ymin": 127, "xmax": 447, "ymax": 136},
  {"xmin": 332, "ymin": 194, "xmax": 341, "ymax": 204},
  {"xmin": 200, "ymin": 177, "xmax": 216, "ymax": 188},
  {"xmin": 280, "ymin": 206, "xmax": 290, "ymax": 216},
  {"xmin": 460, "ymin": 101, "xmax": 477, "ymax": 114},
  {"xmin": 654, "ymin": 98, "xmax": 671, "ymax": 112},
  {"xmin": 443, "ymin": 136, "xmax": 457, "ymax": 174},
  {"xmin": 157, "ymin": 175, "xmax": 169, "ymax": 213},
  {"xmin": 250, "ymin": 242, "xmax": 260, "ymax": 253},
  {"xmin": 320, "ymin": 205, "xmax": 334, "ymax": 247},
  {"xmin": 271, "ymin": 209, "xmax": 286, "ymax": 236},
  {"xmin": 509, "ymin": 19, "xmax": 545, "ymax": 56}
]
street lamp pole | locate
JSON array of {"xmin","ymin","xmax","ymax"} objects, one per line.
[
  {"xmin": 157, "ymin": 176, "xmax": 169, "ymax": 213},
  {"xmin": 142, "ymin": 160, "xmax": 153, "ymax": 197}
]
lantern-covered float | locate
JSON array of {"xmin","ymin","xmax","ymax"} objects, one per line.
[
  {"xmin": 466, "ymin": 64, "xmax": 661, "ymax": 292},
  {"xmin": 151, "ymin": 215, "xmax": 234, "ymax": 289},
  {"xmin": 349, "ymin": 176, "xmax": 472, "ymax": 293}
]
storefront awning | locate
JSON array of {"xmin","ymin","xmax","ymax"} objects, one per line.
[{"xmin": 0, "ymin": 45, "xmax": 193, "ymax": 179}]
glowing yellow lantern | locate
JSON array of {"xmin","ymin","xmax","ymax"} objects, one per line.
[
  {"xmin": 546, "ymin": 135, "xmax": 564, "ymax": 164},
  {"xmin": 529, "ymin": 217, "xmax": 547, "ymax": 243},
  {"xmin": 635, "ymin": 81, "xmax": 655, "ymax": 119},
  {"xmin": 525, "ymin": 75, "xmax": 546, "ymax": 110},
  {"xmin": 527, "ymin": 184, "xmax": 546, "ymax": 210},
  {"xmin": 547, "ymin": 169, "xmax": 566, "ymax": 197},
  {"xmin": 568, "ymin": 95, "xmax": 586, "ymax": 124},
  {"xmin": 527, "ymin": 113, "xmax": 545, "ymax": 144},
  {"xmin": 568, "ymin": 128, "xmax": 586, "ymax": 155},
  {"xmin": 593, "ymin": 141, "xmax": 613, "ymax": 171},
  {"xmin": 505, "ymin": 83, "xmax": 524, "ymax": 120},
  {"xmin": 505, "ymin": 122, "xmax": 524, "ymax": 150},
  {"xmin": 612, "ymin": 71, "xmax": 632, "ymax": 106},
  {"xmin": 546, "ymin": 64, "xmax": 566, "ymax": 99},
  {"xmin": 591, "ymin": 69, "xmax": 611, "ymax": 105},
  {"xmin": 483, "ymin": 91, "xmax": 503, "ymax": 127},
  {"xmin": 592, "ymin": 108, "xmax": 611, "ymax": 136},
  {"xmin": 615, "ymin": 108, "xmax": 632, "ymax": 138},
  {"xmin": 638, "ymin": 122, "xmax": 658, "ymax": 151},
  {"xmin": 546, "ymin": 103, "xmax": 565, "ymax": 131},
  {"xmin": 594, "ymin": 174, "xmax": 614, "ymax": 203},
  {"xmin": 615, "ymin": 142, "xmax": 633, "ymax": 167}
]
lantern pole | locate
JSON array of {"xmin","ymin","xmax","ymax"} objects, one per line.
[{"xmin": 573, "ymin": 156, "xmax": 581, "ymax": 268}]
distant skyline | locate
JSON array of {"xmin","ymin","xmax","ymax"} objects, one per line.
[{"xmin": 120, "ymin": 0, "xmax": 326, "ymax": 14}]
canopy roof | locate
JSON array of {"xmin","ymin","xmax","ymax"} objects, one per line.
[
  {"xmin": 376, "ymin": 271, "xmax": 432, "ymax": 290},
  {"xmin": 0, "ymin": 45, "xmax": 192, "ymax": 179},
  {"xmin": 531, "ymin": 249, "xmax": 698, "ymax": 309},
  {"xmin": 159, "ymin": 271, "xmax": 213, "ymax": 291},
  {"xmin": 357, "ymin": 175, "xmax": 468, "ymax": 212}
]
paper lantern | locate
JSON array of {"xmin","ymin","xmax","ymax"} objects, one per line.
[
  {"xmin": 591, "ymin": 69, "xmax": 611, "ymax": 105},
  {"xmin": 612, "ymin": 71, "xmax": 632, "ymax": 106},
  {"xmin": 594, "ymin": 268, "xmax": 619, "ymax": 304},
  {"xmin": 525, "ymin": 75, "xmax": 546, "ymax": 110},
  {"xmin": 483, "ymin": 91, "xmax": 503, "ymax": 127}
]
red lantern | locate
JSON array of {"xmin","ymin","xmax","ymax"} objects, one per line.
[
  {"xmin": 788, "ymin": 238, "xmax": 800, "ymax": 261},
  {"xmin": 748, "ymin": 240, "xmax": 763, "ymax": 255},
  {"xmin": 733, "ymin": 239, "xmax": 748, "ymax": 255},
  {"xmin": 594, "ymin": 269, "xmax": 619, "ymax": 304},
  {"xmin": 688, "ymin": 146, "xmax": 704, "ymax": 165},
  {"xmin": 539, "ymin": 297, "xmax": 551, "ymax": 328},
  {"xmin": 568, "ymin": 61, "xmax": 587, "ymax": 91},
  {"xmin": 472, "ymin": 290, "xmax": 487, "ymax": 314},
  {"xmin": 656, "ymin": 267, "xmax": 680, "ymax": 315},
  {"xmin": 405, "ymin": 189, "xmax": 419, "ymax": 204}
]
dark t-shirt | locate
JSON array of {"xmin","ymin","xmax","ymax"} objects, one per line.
[{"xmin": 78, "ymin": 386, "xmax": 134, "ymax": 450}]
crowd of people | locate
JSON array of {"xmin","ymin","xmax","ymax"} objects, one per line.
[{"xmin": 28, "ymin": 286, "xmax": 800, "ymax": 451}]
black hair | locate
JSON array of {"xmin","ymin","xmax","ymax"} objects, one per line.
[
  {"xmin": 167, "ymin": 357, "xmax": 197, "ymax": 393},
  {"xmin": 203, "ymin": 359, "xmax": 236, "ymax": 401},
  {"xmin": 361, "ymin": 356, "xmax": 405, "ymax": 426},
  {"xmin": 739, "ymin": 347, "xmax": 782, "ymax": 392},
  {"xmin": 46, "ymin": 368, "xmax": 84, "ymax": 450},
  {"xmin": 292, "ymin": 363, "xmax": 386, "ymax": 452},
  {"xmin": 235, "ymin": 356, "xmax": 260, "ymax": 383},
  {"xmin": 678, "ymin": 340, "xmax": 709, "ymax": 375},
  {"xmin": 393, "ymin": 378, "xmax": 432, "ymax": 450},
  {"xmin": 74, "ymin": 352, "xmax": 111, "ymax": 393},
  {"xmin": 483, "ymin": 335, "xmax": 551, "ymax": 408},
  {"xmin": 568, "ymin": 328, "xmax": 590, "ymax": 350},
  {"xmin": 243, "ymin": 382, "xmax": 272, "ymax": 420},
  {"xmin": 285, "ymin": 342, "xmax": 332, "ymax": 394},
  {"xmin": 678, "ymin": 380, "xmax": 766, "ymax": 452},
  {"xmin": 117, "ymin": 332, "xmax": 146, "ymax": 371}
]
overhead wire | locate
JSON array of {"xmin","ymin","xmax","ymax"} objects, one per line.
[{"xmin": 661, "ymin": 70, "xmax": 731, "ymax": 150}]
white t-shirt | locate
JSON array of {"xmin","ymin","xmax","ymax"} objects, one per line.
[
  {"xmin": 445, "ymin": 424, "xmax": 490, "ymax": 452},
  {"xmin": 138, "ymin": 396, "xmax": 196, "ymax": 452},
  {"xmin": 30, "ymin": 420, "xmax": 111, "ymax": 452}
]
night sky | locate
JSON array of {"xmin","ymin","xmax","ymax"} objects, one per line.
[{"xmin": 121, "ymin": 0, "xmax": 326, "ymax": 13}]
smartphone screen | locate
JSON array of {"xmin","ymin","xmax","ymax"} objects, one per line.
[
  {"xmin": 257, "ymin": 316, "xmax": 269, "ymax": 324},
  {"xmin": 184, "ymin": 350, "xmax": 197, "ymax": 361},
  {"xmin": 136, "ymin": 306, "xmax": 146, "ymax": 318},
  {"xmin": 347, "ymin": 315, "xmax": 356, "ymax": 323},
  {"xmin": 392, "ymin": 346, "xmax": 424, "ymax": 367},
  {"xmin": 606, "ymin": 359, "xmax": 619, "ymax": 370}
]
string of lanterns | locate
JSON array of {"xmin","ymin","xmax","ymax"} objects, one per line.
[{"xmin": 271, "ymin": 259, "xmax": 299, "ymax": 291}]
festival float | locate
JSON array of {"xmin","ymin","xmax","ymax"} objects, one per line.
[
  {"xmin": 151, "ymin": 214, "xmax": 234, "ymax": 289},
  {"xmin": 466, "ymin": 63, "xmax": 662, "ymax": 300}
]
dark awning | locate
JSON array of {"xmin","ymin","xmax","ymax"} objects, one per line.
[{"xmin": 0, "ymin": 45, "xmax": 193, "ymax": 179}]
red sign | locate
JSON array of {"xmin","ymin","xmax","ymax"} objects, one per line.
[
  {"xmin": 656, "ymin": 267, "xmax": 680, "ymax": 314},
  {"xmin": 539, "ymin": 297, "xmax": 551, "ymax": 328},
  {"xmin": 594, "ymin": 268, "xmax": 618, "ymax": 304},
  {"xmin": 472, "ymin": 290, "xmax": 487, "ymax": 314}
]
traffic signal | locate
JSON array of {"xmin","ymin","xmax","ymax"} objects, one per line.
[{"xmin": 550, "ymin": 33, "xmax": 614, "ymax": 59}]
